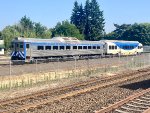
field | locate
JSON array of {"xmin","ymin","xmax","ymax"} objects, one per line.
[
  {"xmin": 0, "ymin": 53, "xmax": 150, "ymax": 112},
  {"xmin": 0, "ymin": 53, "xmax": 150, "ymax": 100}
]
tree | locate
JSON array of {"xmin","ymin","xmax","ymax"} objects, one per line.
[
  {"xmin": 88, "ymin": 0, "xmax": 105, "ymax": 40},
  {"xmin": 0, "ymin": 32, "xmax": 2, "ymax": 40},
  {"xmin": 34, "ymin": 22, "xmax": 46, "ymax": 37},
  {"xmin": 0, "ymin": 15, "xmax": 53, "ymax": 50},
  {"xmin": 105, "ymin": 23, "xmax": 150, "ymax": 45},
  {"xmin": 84, "ymin": 0, "xmax": 91, "ymax": 40},
  {"xmin": 1, "ymin": 26, "xmax": 20, "ymax": 50},
  {"xmin": 71, "ymin": 0, "xmax": 105, "ymax": 40},
  {"xmin": 52, "ymin": 20, "xmax": 84, "ymax": 40},
  {"xmin": 113, "ymin": 24, "xmax": 131, "ymax": 39},
  {"xmin": 20, "ymin": 15, "xmax": 34, "ymax": 30},
  {"xmin": 71, "ymin": 1, "xmax": 85, "ymax": 34},
  {"xmin": 71, "ymin": 1, "xmax": 80, "ymax": 27},
  {"xmin": 20, "ymin": 15, "xmax": 34, "ymax": 37}
]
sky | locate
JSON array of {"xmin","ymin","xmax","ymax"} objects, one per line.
[{"xmin": 0, "ymin": 0, "xmax": 150, "ymax": 33}]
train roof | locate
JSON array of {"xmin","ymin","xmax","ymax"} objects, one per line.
[
  {"xmin": 12, "ymin": 37, "xmax": 104, "ymax": 45},
  {"xmin": 101, "ymin": 40, "xmax": 139, "ymax": 43}
]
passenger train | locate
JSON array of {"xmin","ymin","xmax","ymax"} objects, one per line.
[{"xmin": 11, "ymin": 37, "xmax": 143, "ymax": 62}]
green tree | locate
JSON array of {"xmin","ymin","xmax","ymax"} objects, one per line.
[
  {"xmin": 105, "ymin": 23, "xmax": 150, "ymax": 45},
  {"xmin": 89, "ymin": 0, "xmax": 105, "ymax": 40},
  {"xmin": 74, "ymin": 0, "xmax": 105, "ymax": 40},
  {"xmin": 20, "ymin": 15, "xmax": 34, "ymax": 37},
  {"xmin": 52, "ymin": 20, "xmax": 84, "ymax": 40},
  {"xmin": 1, "ymin": 26, "xmax": 20, "ymax": 50},
  {"xmin": 0, "ymin": 32, "xmax": 2, "ymax": 40},
  {"xmin": 71, "ymin": 1, "xmax": 85, "ymax": 34},
  {"xmin": 84, "ymin": 0, "xmax": 91, "ymax": 40},
  {"xmin": 71, "ymin": 1, "xmax": 80, "ymax": 27},
  {"xmin": 113, "ymin": 24, "xmax": 131, "ymax": 39},
  {"xmin": 121, "ymin": 23, "xmax": 150, "ymax": 45},
  {"xmin": 35, "ymin": 22, "xmax": 47, "ymax": 38},
  {"xmin": 1, "ymin": 15, "xmax": 53, "ymax": 50}
]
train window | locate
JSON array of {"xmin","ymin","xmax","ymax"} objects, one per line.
[
  {"xmin": 97, "ymin": 46, "xmax": 100, "ymax": 49},
  {"xmin": 73, "ymin": 46, "xmax": 77, "ymax": 49},
  {"xmin": 45, "ymin": 46, "xmax": 51, "ymax": 50},
  {"xmin": 115, "ymin": 46, "xmax": 117, "ymax": 49},
  {"xmin": 83, "ymin": 46, "xmax": 87, "ymax": 49},
  {"xmin": 66, "ymin": 46, "xmax": 70, "ymax": 50},
  {"xmin": 138, "ymin": 46, "xmax": 142, "ymax": 49},
  {"xmin": 78, "ymin": 46, "xmax": 82, "ymax": 49},
  {"xmin": 37, "ymin": 46, "xmax": 44, "ymax": 50},
  {"xmin": 53, "ymin": 46, "xmax": 58, "ymax": 50},
  {"xmin": 112, "ymin": 46, "xmax": 114, "ymax": 50},
  {"xmin": 88, "ymin": 46, "xmax": 91, "ymax": 49},
  {"xmin": 16, "ymin": 44, "xmax": 19, "ymax": 48},
  {"xmin": 60, "ymin": 46, "xmax": 64, "ymax": 50},
  {"xmin": 93, "ymin": 46, "xmax": 96, "ymax": 49},
  {"xmin": 20, "ymin": 44, "xmax": 23, "ymax": 48},
  {"xmin": 26, "ymin": 44, "xmax": 30, "ymax": 48},
  {"xmin": 109, "ymin": 46, "xmax": 111, "ymax": 50}
]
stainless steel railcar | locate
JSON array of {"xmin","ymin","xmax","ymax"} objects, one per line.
[{"xmin": 11, "ymin": 37, "xmax": 104, "ymax": 62}]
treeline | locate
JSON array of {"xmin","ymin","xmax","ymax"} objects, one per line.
[
  {"xmin": 0, "ymin": 0, "xmax": 150, "ymax": 50},
  {"xmin": 0, "ymin": 0, "xmax": 105, "ymax": 50},
  {"xmin": 105, "ymin": 23, "xmax": 150, "ymax": 45},
  {"xmin": 0, "ymin": 16, "xmax": 83, "ymax": 50},
  {"xmin": 0, "ymin": 16, "xmax": 52, "ymax": 50}
]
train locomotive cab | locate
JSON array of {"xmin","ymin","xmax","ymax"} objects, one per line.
[
  {"xmin": 11, "ymin": 38, "xmax": 26, "ymax": 61},
  {"xmin": 102, "ymin": 40, "xmax": 143, "ymax": 56}
]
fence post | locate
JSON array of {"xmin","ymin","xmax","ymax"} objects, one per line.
[
  {"xmin": 74, "ymin": 57, "xmax": 77, "ymax": 76},
  {"xmin": 9, "ymin": 60, "xmax": 11, "ymax": 76},
  {"xmin": 87, "ymin": 57, "xmax": 90, "ymax": 76},
  {"xmin": 149, "ymin": 53, "xmax": 150, "ymax": 66},
  {"xmin": 57, "ymin": 58, "xmax": 59, "ymax": 73},
  {"xmin": 36, "ymin": 59, "xmax": 37, "ymax": 72}
]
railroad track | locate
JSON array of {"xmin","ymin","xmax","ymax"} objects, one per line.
[
  {"xmin": 95, "ymin": 88, "xmax": 150, "ymax": 113},
  {"xmin": 0, "ymin": 68, "xmax": 150, "ymax": 113}
]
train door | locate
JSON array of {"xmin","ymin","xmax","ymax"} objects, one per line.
[
  {"xmin": 25, "ymin": 43, "xmax": 31, "ymax": 59},
  {"xmin": 102, "ymin": 43, "xmax": 107, "ymax": 55}
]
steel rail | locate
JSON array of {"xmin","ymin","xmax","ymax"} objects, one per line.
[
  {"xmin": 95, "ymin": 88, "xmax": 150, "ymax": 113},
  {"xmin": 1, "ymin": 69, "xmax": 150, "ymax": 113}
]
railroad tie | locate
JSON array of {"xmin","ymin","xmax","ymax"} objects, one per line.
[
  {"xmin": 126, "ymin": 103, "xmax": 148, "ymax": 109},
  {"xmin": 140, "ymin": 96, "xmax": 150, "ymax": 100},
  {"xmin": 135, "ymin": 99, "xmax": 150, "ymax": 103},
  {"xmin": 131, "ymin": 101, "xmax": 150, "ymax": 106},
  {"xmin": 114, "ymin": 109, "xmax": 130, "ymax": 113},
  {"xmin": 120, "ymin": 106, "xmax": 144, "ymax": 112}
]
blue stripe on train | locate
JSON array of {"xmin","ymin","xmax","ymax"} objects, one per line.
[{"xmin": 114, "ymin": 42, "xmax": 139, "ymax": 50}]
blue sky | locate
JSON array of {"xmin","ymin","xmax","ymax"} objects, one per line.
[{"xmin": 0, "ymin": 0, "xmax": 150, "ymax": 33}]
